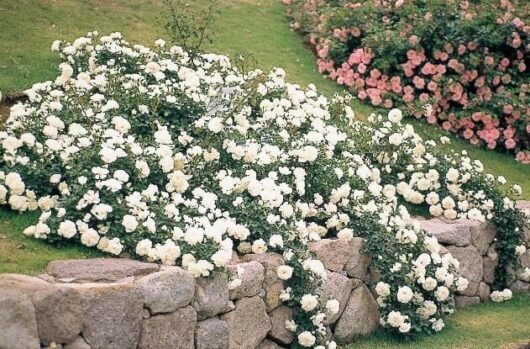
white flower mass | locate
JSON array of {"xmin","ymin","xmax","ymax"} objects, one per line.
[{"xmin": 0, "ymin": 32, "xmax": 527, "ymax": 347}]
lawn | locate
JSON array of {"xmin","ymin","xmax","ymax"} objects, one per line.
[
  {"xmin": 0, "ymin": 1, "xmax": 529, "ymax": 346},
  {"xmin": 348, "ymin": 293, "xmax": 530, "ymax": 349},
  {"xmin": 0, "ymin": 208, "xmax": 103, "ymax": 275}
]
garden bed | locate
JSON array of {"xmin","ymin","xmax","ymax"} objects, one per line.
[{"xmin": 0, "ymin": 30, "xmax": 528, "ymax": 349}]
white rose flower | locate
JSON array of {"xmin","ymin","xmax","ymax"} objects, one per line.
[
  {"xmin": 277, "ymin": 265, "xmax": 294, "ymax": 280},
  {"xmin": 388, "ymin": 109, "xmax": 403, "ymax": 123},
  {"xmin": 122, "ymin": 214, "xmax": 139, "ymax": 233},
  {"xmin": 167, "ymin": 170, "xmax": 190, "ymax": 193},
  {"xmin": 99, "ymin": 147, "xmax": 118, "ymax": 164},
  {"xmin": 5, "ymin": 172, "xmax": 25, "ymax": 195},
  {"xmin": 422, "ymin": 277, "xmax": 437, "ymax": 291},
  {"xmin": 251, "ymin": 239, "xmax": 268, "ymax": 254},
  {"xmin": 375, "ymin": 282, "xmax": 391, "ymax": 298},
  {"xmin": 285, "ymin": 320, "xmax": 297, "ymax": 332},
  {"xmin": 297, "ymin": 146, "xmax": 319, "ymax": 162},
  {"xmin": 337, "ymin": 228, "xmax": 353, "ymax": 240},
  {"xmin": 269, "ymin": 234, "xmax": 284, "ymax": 248},
  {"xmin": 399, "ymin": 322, "xmax": 411, "ymax": 333},
  {"xmin": 211, "ymin": 250, "xmax": 232, "ymax": 267},
  {"xmin": 50, "ymin": 174, "xmax": 62, "ymax": 184},
  {"xmin": 208, "ymin": 117, "xmax": 224, "ymax": 133},
  {"xmin": 435, "ymin": 286, "xmax": 450, "ymax": 302},
  {"xmin": 104, "ymin": 237, "xmax": 123, "ymax": 255},
  {"xmin": 386, "ymin": 311, "xmax": 406, "ymax": 328},
  {"xmin": 325, "ymin": 299, "xmax": 340, "ymax": 315},
  {"xmin": 389, "ymin": 133, "xmax": 403, "ymax": 146},
  {"xmin": 184, "ymin": 227, "xmax": 204, "ymax": 245},
  {"xmin": 455, "ymin": 277, "xmax": 469, "ymax": 292},
  {"xmin": 441, "ymin": 197, "xmax": 455, "ymax": 209},
  {"xmin": 80, "ymin": 229, "xmax": 100, "ymax": 247},
  {"xmin": 300, "ymin": 294, "xmax": 319, "ymax": 311},
  {"xmin": 446, "ymin": 168, "xmax": 459, "ymax": 182},
  {"xmin": 397, "ymin": 286, "xmax": 414, "ymax": 304},
  {"xmin": 429, "ymin": 204, "xmax": 443, "ymax": 217},
  {"xmin": 228, "ymin": 278, "xmax": 242, "ymax": 290},
  {"xmin": 297, "ymin": 331, "xmax": 316, "ymax": 347},
  {"xmin": 491, "ymin": 289, "xmax": 512, "ymax": 302},
  {"xmin": 432, "ymin": 319, "xmax": 445, "ymax": 332},
  {"xmin": 515, "ymin": 245, "xmax": 526, "ymax": 256},
  {"xmin": 58, "ymin": 220, "xmax": 77, "ymax": 238}
]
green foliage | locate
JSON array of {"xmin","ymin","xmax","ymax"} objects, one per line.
[{"xmin": 161, "ymin": 0, "xmax": 219, "ymax": 61}]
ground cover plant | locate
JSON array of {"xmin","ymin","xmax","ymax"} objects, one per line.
[
  {"xmin": 0, "ymin": 2, "xmax": 525, "ymax": 347},
  {"xmin": 284, "ymin": 0, "xmax": 530, "ymax": 163},
  {"xmin": 0, "ymin": 32, "xmax": 528, "ymax": 347}
]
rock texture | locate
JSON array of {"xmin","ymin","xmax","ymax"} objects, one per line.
[
  {"xmin": 317, "ymin": 271, "xmax": 355, "ymax": 325},
  {"xmin": 419, "ymin": 218, "xmax": 472, "ymax": 247},
  {"xmin": 138, "ymin": 306, "xmax": 196, "ymax": 349},
  {"xmin": 257, "ymin": 339, "xmax": 284, "ymax": 349},
  {"xmin": 227, "ymin": 261, "xmax": 264, "ymax": 300},
  {"xmin": 47, "ymin": 258, "xmax": 159, "ymax": 282},
  {"xmin": 64, "ymin": 336, "xmax": 92, "ymax": 349},
  {"xmin": 195, "ymin": 318, "xmax": 229, "ymax": 349},
  {"xmin": 0, "ymin": 289, "xmax": 40, "ymax": 349},
  {"xmin": 192, "ymin": 273, "xmax": 230, "ymax": 320},
  {"xmin": 344, "ymin": 238, "xmax": 371, "ymax": 279},
  {"xmin": 510, "ymin": 280, "xmax": 530, "ymax": 294},
  {"xmin": 267, "ymin": 305, "xmax": 294, "ymax": 345},
  {"xmin": 243, "ymin": 253, "xmax": 284, "ymax": 311},
  {"xmin": 447, "ymin": 245, "xmax": 483, "ymax": 296},
  {"xmin": 136, "ymin": 267, "xmax": 195, "ymax": 314},
  {"xmin": 334, "ymin": 284, "xmax": 379, "ymax": 341},
  {"xmin": 221, "ymin": 296, "xmax": 271, "ymax": 349},
  {"xmin": 309, "ymin": 239, "xmax": 354, "ymax": 272},
  {"xmin": 32, "ymin": 286, "xmax": 84, "ymax": 345},
  {"xmin": 76, "ymin": 283, "xmax": 144, "ymax": 349},
  {"xmin": 455, "ymin": 296, "xmax": 481, "ymax": 308}
]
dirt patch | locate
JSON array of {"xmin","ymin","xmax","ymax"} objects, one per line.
[
  {"xmin": 0, "ymin": 93, "xmax": 26, "ymax": 125},
  {"xmin": 0, "ymin": 102, "xmax": 11, "ymax": 124}
]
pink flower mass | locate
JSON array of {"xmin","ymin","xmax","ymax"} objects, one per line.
[{"xmin": 285, "ymin": 0, "xmax": 530, "ymax": 163}]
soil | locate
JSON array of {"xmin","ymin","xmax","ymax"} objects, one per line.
[
  {"xmin": 0, "ymin": 102, "xmax": 10, "ymax": 124},
  {"xmin": 0, "ymin": 93, "xmax": 26, "ymax": 124}
]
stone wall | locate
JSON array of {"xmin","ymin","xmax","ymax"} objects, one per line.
[
  {"xmin": 1, "ymin": 209, "xmax": 529, "ymax": 349},
  {"xmin": 417, "ymin": 215, "xmax": 530, "ymax": 307}
]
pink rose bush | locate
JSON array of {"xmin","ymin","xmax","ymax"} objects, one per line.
[{"xmin": 285, "ymin": 0, "xmax": 530, "ymax": 162}]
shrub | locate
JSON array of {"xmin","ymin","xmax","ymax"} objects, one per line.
[
  {"xmin": 284, "ymin": 0, "xmax": 530, "ymax": 163},
  {"xmin": 0, "ymin": 33, "xmax": 527, "ymax": 345}
]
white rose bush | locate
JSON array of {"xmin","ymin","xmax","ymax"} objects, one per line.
[
  {"xmin": 355, "ymin": 110, "xmax": 530, "ymax": 290},
  {"xmin": 0, "ymin": 32, "xmax": 528, "ymax": 346}
]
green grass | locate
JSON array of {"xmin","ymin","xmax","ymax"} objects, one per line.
[
  {"xmin": 0, "ymin": 0, "xmax": 341, "ymax": 96},
  {"xmin": 0, "ymin": 208, "xmax": 103, "ymax": 275},
  {"xmin": 346, "ymin": 293, "xmax": 530, "ymax": 349}
]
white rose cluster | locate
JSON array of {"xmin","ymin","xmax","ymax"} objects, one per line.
[
  {"xmin": 0, "ymin": 32, "xmax": 526, "ymax": 345},
  {"xmin": 490, "ymin": 289, "xmax": 513, "ymax": 303}
]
